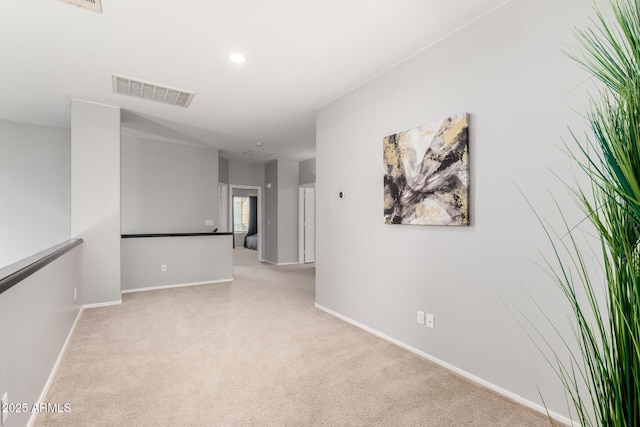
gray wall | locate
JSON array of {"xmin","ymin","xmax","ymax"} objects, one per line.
[
  {"xmin": 277, "ymin": 159, "xmax": 299, "ymax": 263},
  {"xmin": 0, "ymin": 120, "xmax": 70, "ymax": 268},
  {"xmin": 228, "ymin": 159, "xmax": 265, "ymax": 187},
  {"xmin": 121, "ymin": 137, "xmax": 219, "ymax": 234},
  {"xmin": 121, "ymin": 235, "xmax": 233, "ymax": 291},
  {"xmin": 264, "ymin": 161, "xmax": 278, "ymax": 263},
  {"xmin": 299, "ymin": 158, "xmax": 316, "ymax": 186},
  {"xmin": 71, "ymin": 100, "xmax": 121, "ymax": 305},
  {"xmin": 0, "ymin": 244, "xmax": 82, "ymax": 427},
  {"xmin": 316, "ymin": 0, "xmax": 592, "ymax": 419},
  {"xmin": 263, "ymin": 160, "xmax": 299, "ymax": 264},
  {"xmin": 219, "ymin": 157, "xmax": 229, "ymax": 184}
]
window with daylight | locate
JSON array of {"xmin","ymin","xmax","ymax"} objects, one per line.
[{"xmin": 233, "ymin": 196, "xmax": 250, "ymax": 233}]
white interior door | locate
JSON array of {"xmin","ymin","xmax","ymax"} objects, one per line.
[
  {"xmin": 218, "ymin": 184, "xmax": 228, "ymax": 232},
  {"xmin": 304, "ymin": 187, "xmax": 315, "ymax": 263}
]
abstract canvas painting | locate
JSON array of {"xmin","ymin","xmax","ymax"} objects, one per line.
[{"xmin": 383, "ymin": 113, "xmax": 469, "ymax": 226}]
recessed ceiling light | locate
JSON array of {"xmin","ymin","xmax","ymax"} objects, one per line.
[{"xmin": 229, "ymin": 53, "xmax": 246, "ymax": 64}]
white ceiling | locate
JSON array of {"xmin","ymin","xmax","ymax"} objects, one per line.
[{"xmin": 0, "ymin": 0, "xmax": 508, "ymax": 162}]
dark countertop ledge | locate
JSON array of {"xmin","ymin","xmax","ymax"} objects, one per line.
[
  {"xmin": 0, "ymin": 238, "xmax": 83, "ymax": 295},
  {"xmin": 122, "ymin": 232, "xmax": 233, "ymax": 238}
]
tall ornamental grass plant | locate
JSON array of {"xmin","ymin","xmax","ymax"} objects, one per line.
[{"xmin": 540, "ymin": 0, "xmax": 640, "ymax": 425}]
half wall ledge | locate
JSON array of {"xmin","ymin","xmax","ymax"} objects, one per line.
[
  {"xmin": 0, "ymin": 238, "xmax": 83, "ymax": 295},
  {"xmin": 121, "ymin": 232, "xmax": 233, "ymax": 238}
]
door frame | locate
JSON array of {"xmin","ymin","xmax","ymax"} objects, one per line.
[
  {"xmin": 229, "ymin": 184, "xmax": 263, "ymax": 261},
  {"xmin": 298, "ymin": 183, "xmax": 315, "ymax": 264}
]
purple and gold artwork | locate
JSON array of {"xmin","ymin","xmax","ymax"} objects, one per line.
[{"xmin": 383, "ymin": 113, "xmax": 469, "ymax": 226}]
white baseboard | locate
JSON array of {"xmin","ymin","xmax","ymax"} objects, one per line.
[
  {"xmin": 314, "ymin": 303, "xmax": 574, "ymax": 427},
  {"xmin": 83, "ymin": 299, "xmax": 122, "ymax": 309},
  {"xmin": 121, "ymin": 278, "xmax": 234, "ymax": 294},
  {"xmin": 28, "ymin": 306, "xmax": 84, "ymax": 427},
  {"xmin": 262, "ymin": 259, "xmax": 300, "ymax": 266}
]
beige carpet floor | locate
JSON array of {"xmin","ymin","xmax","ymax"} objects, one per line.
[{"xmin": 36, "ymin": 249, "xmax": 553, "ymax": 426}]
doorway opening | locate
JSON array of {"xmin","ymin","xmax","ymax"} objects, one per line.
[{"xmin": 229, "ymin": 185, "xmax": 262, "ymax": 261}]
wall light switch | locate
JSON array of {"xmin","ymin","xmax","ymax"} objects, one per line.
[
  {"xmin": 417, "ymin": 311, "xmax": 425, "ymax": 325},
  {"xmin": 161, "ymin": 264, "xmax": 167, "ymax": 272}
]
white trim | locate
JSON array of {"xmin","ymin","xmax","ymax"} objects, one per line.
[
  {"xmin": 82, "ymin": 299, "xmax": 122, "ymax": 309},
  {"xmin": 298, "ymin": 186, "xmax": 304, "ymax": 263},
  {"xmin": 298, "ymin": 184, "xmax": 316, "ymax": 264},
  {"xmin": 314, "ymin": 303, "xmax": 575, "ymax": 427},
  {"xmin": 28, "ymin": 307, "xmax": 84, "ymax": 427},
  {"xmin": 121, "ymin": 278, "xmax": 234, "ymax": 294},
  {"xmin": 218, "ymin": 183, "xmax": 229, "ymax": 232}
]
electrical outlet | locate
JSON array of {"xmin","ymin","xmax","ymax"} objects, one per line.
[
  {"xmin": 161, "ymin": 264, "xmax": 167, "ymax": 272},
  {"xmin": 2, "ymin": 392, "xmax": 8, "ymax": 425},
  {"xmin": 205, "ymin": 219, "xmax": 214, "ymax": 226},
  {"xmin": 417, "ymin": 310, "xmax": 425, "ymax": 325},
  {"xmin": 426, "ymin": 313, "xmax": 435, "ymax": 329}
]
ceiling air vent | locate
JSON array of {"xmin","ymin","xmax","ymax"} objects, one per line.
[
  {"xmin": 112, "ymin": 74, "xmax": 195, "ymax": 108},
  {"xmin": 57, "ymin": 0, "xmax": 102, "ymax": 14},
  {"xmin": 243, "ymin": 149, "xmax": 274, "ymax": 158}
]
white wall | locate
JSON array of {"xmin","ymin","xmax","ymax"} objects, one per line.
[
  {"xmin": 264, "ymin": 161, "xmax": 278, "ymax": 262},
  {"xmin": 264, "ymin": 159, "xmax": 299, "ymax": 264},
  {"xmin": 316, "ymin": 0, "xmax": 593, "ymax": 419},
  {"xmin": 121, "ymin": 136, "xmax": 219, "ymax": 234},
  {"xmin": 299, "ymin": 158, "xmax": 316, "ymax": 186},
  {"xmin": 71, "ymin": 99, "xmax": 121, "ymax": 305},
  {"xmin": 121, "ymin": 235, "xmax": 232, "ymax": 291},
  {"xmin": 277, "ymin": 159, "xmax": 299, "ymax": 264},
  {"xmin": 0, "ymin": 244, "xmax": 82, "ymax": 427},
  {"xmin": 228, "ymin": 159, "xmax": 265, "ymax": 187},
  {"xmin": 0, "ymin": 120, "xmax": 70, "ymax": 268},
  {"xmin": 219, "ymin": 157, "xmax": 229, "ymax": 183}
]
